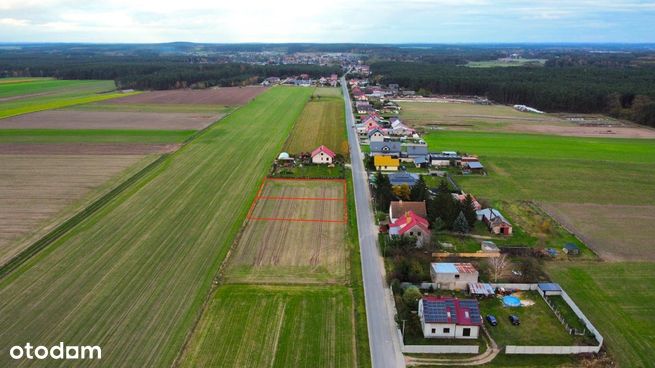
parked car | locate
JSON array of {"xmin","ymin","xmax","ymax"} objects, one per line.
[
  {"xmin": 509, "ymin": 315, "xmax": 520, "ymax": 325},
  {"xmin": 486, "ymin": 315, "xmax": 498, "ymax": 326}
]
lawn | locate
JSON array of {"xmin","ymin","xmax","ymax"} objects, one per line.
[
  {"xmin": 0, "ymin": 86, "xmax": 312, "ymax": 367},
  {"xmin": 479, "ymin": 292, "xmax": 579, "ymax": 348},
  {"xmin": 179, "ymin": 285, "xmax": 356, "ymax": 368},
  {"xmin": 283, "ymin": 95, "xmax": 348, "ymax": 156},
  {"xmin": 0, "ymin": 129, "xmax": 195, "ymax": 144},
  {"xmin": 0, "ymin": 79, "xmax": 136, "ymax": 119},
  {"xmin": 547, "ymin": 262, "xmax": 655, "ymax": 368},
  {"xmin": 314, "ymin": 86, "xmax": 342, "ymax": 98}
]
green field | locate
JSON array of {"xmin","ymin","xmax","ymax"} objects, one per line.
[
  {"xmin": 0, "ymin": 79, "xmax": 136, "ymax": 119},
  {"xmin": 547, "ymin": 262, "xmax": 655, "ymax": 368},
  {"xmin": 424, "ymin": 131, "xmax": 655, "ymax": 205},
  {"xmin": 0, "ymin": 86, "xmax": 312, "ymax": 367},
  {"xmin": 180, "ymin": 285, "xmax": 355, "ymax": 368},
  {"xmin": 283, "ymin": 92, "xmax": 348, "ymax": 155},
  {"xmin": 0, "ymin": 129, "xmax": 195, "ymax": 144},
  {"xmin": 314, "ymin": 86, "xmax": 342, "ymax": 98}
]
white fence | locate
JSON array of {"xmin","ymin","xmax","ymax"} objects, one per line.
[
  {"xmin": 493, "ymin": 283, "xmax": 603, "ymax": 355},
  {"xmin": 397, "ymin": 330, "xmax": 480, "ymax": 354},
  {"xmin": 506, "ymin": 345, "xmax": 600, "ymax": 354}
]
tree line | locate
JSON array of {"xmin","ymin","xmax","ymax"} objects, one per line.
[
  {"xmin": 371, "ymin": 61, "xmax": 655, "ymax": 127},
  {"xmin": 0, "ymin": 53, "xmax": 340, "ymax": 90}
]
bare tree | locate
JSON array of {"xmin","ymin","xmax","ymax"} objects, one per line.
[{"xmin": 487, "ymin": 254, "xmax": 509, "ymax": 282}]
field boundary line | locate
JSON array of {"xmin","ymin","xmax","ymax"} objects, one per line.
[
  {"xmin": 0, "ymin": 107, "xmax": 239, "ymax": 280},
  {"xmin": 248, "ymin": 217, "xmax": 348, "ymax": 224}
]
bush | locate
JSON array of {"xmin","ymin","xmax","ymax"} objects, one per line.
[{"xmin": 402, "ymin": 286, "xmax": 422, "ymax": 310}]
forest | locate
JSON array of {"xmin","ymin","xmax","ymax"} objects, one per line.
[{"xmin": 371, "ymin": 61, "xmax": 655, "ymax": 127}]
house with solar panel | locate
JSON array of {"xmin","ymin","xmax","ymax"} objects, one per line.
[
  {"xmin": 418, "ymin": 297, "xmax": 483, "ymax": 339},
  {"xmin": 430, "ymin": 263, "xmax": 479, "ymax": 290}
]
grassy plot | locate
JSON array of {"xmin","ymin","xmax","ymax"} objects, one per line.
[
  {"xmin": 0, "ymin": 129, "xmax": 195, "ymax": 144},
  {"xmin": 314, "ymin": 86, "xmax": 342, "ymax": 98},
  {"xmin": 180, "ymin": 285, "xmax": 355, "ymax": 368},
  {"xmin": 0, "ymin": 86, "xmax": 312, "ymax": 367},
  {"xmin": 424, "ymin": 131, "xmax": 655, "ymax": 205},
  {"xmin": 547, "ymin": 262, "xmax": 655, "ymax": 368},
  {"xmin": 0, "ymin": 79, "xmax": 136, "ymax": 119},
  {"xmin": 283, "ymin": 93, "xmax": 348, "ymax": 155},
  {"xmin": 66, "ymin": 102, "xmax": 231, "ymax": 114}
]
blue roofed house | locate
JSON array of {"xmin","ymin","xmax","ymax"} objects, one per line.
[
  {"xmin": 370, "ymin": 141, "xmax": 402, "ymax": 156},
  {"xmin": 407, "ymin": 143, "xmax": 428, "ymax": 157},
  {"xmin": 388, "ymin": 171, "xmax": 419, "ymax": 187}
]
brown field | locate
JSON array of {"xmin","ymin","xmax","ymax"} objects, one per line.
[
  {"xmin": 0, "ymin": 110, "xmax": 221, "ymax": 130},
  {"xmin": 540, "ymin": 202, "xmax": 655, "ymax": 261},
  {"xmin": 105, "ymin": 86, "xmax": 268, "ymax": 105},
  {"xmin": 0, "ymin": 142, "xmax": 179, "ymax": 155},
  {"xmin": 0, "ymin": 154, "xmax": 156, "ymax": 265},
  {"xmin": 226, "ymin": 179, "xmax": 348, "ymax": 284},
  {"xmin": 399, "ymin": 101, "xmax": 655, "ymax": 138}
]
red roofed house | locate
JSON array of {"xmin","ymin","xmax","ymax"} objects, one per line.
[
  {"xmin": 311, "ymin": 145, "xmax": 336, "ymax": 164},
  {"xmin": 418, "ymin": 297, "xmax": 482, "ymax": 339},
  {"xmin": 388, "ymin": 210, "xmax": 431, "ymax": 247}
]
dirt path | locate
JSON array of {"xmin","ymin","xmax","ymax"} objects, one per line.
[{"xmin": 406, "ymin": 327, "xmax": 501, "ymax": 366}]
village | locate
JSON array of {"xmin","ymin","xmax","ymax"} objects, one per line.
[{"xmin": 344, "ymin": 66, "xmax": 603, "ymax": 361}]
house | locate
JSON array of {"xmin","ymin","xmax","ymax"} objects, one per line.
[
  {"xmin": 367, "ymin": 128, "xmax": 386, "ymax": 142},
  {"xmin": 389, "ymin": 201, "xmax": 427, "ymax": 222},
  {"xmin": 430, "ymin": 263, "xmax": 479, "ymax": 290},
  {"xmin": 361, "ymin": 115, "xmax": 381, "ymax": 129},
  {"xmin": 370, "ymin": 141, "xmax": 402, "ymax": 156},
  {"xmin": 406, "ymin": 143, "xmax": 428, "ymax": 157},
  {"xmin": 388, "ymin": 211, "xmax": 431, "ymax": 247},
  {"xmin": 452, "ymin": 193, "xmax": 482, "ymax": 211},
  {"xmin": 563, "ymin": 243, "xmax": 580, "ymax": 256},
  {"xmin": 476, "ymin": 208, "xmax": 512, "ymax": 235},
  {"xmin": 311, "ymin": 145, "xmax": 336, "ymax": 164},
  {"xmin": 388, "ymin": 171, "xmax": 419, "ymax": 187},
  {"xmin": 374, "ymin": 155, "xmax": 400, "ymax": 171},
  {"xmin": 418, "ymin": 297, "xmax": 482, "ymax": 339},
  {"xmin": 464, "ymin": 161, "xmax": 485, "ymax": 174}
]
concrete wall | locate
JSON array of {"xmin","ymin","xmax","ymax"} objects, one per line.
[
  {"xmin": 397, "ymin": 330, "xmax": 480, "ymax": 354},
  {"xmin": 506, "ymin": 345, "xmax": 601, "ymax": 354}
]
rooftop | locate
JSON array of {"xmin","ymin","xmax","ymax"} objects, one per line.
[
  {"xmin": 432, "ymin": 262, "xmax": 478, "ymax": 274},
  {"xmin": 421, "ymin": 297, "xmax": 482, "ymax": 326}
]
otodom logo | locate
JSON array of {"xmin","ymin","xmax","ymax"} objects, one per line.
[{"xmin": 9, "ymin": 343, "xmax": 101, "ymax": 360}]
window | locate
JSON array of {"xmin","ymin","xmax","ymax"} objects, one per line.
[
  {"xmin": 455, "ymin": 274, "xmax": 460, "ymax": 279},
  {"xmin": 431, "ymin": 328, "xmax": 436, "ymax": 334},
  {"xmin": 463, "ymin": 328, "xmax": 471, "ymax": 337},
  {"xmin": 443, "ymin": 328, "xmax": 450, "ymax": 333},
  {"xmin": 417, "ymin": 232, "xmax": 421, "ymax": 236},
  {"xmin": 409, "ymin": 232, "xmax": 414, "ymax": 236}
]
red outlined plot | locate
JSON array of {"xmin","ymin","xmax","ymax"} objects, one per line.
[{"xmin": 247, "ymin": 177, "xmax": 347, "ymax": 223}]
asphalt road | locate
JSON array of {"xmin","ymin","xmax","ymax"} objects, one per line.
[{"xmin": 341, "ymin": 78, "xmax": 406, "ymax": 368}]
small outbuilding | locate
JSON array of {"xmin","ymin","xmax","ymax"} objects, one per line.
[
  {"xmin": 537, "ymin": 283, "xmax": 563, "ymax": 296},
  {"xmin": 431, "ymin": 263, "xmax": 479, "ymax": 290}
]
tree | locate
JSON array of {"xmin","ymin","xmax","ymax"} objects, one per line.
[
  {"xmin": 452, "ymin": 211, "xmax": 470, "ymax": 233},
  {"xmin": 429, "ymin": 179, "xmax": 458, "ymax": 228},
  {"xmin": 402, "ymin": 286, "xmax": 422, "ymax": 310},
  {"xmin": 392, "ymin": 184, "xmax": 411, "ymax": 201},
  {"xmin": 461, "ymin": 194, "xmax": 477, "ymax": 227},
  {"xmin": 364, "ymin": 154, "xmax": 375, "ymax": 171},
  {"xmin": 410, "ymin": 176, "xmax": 428, "ymax": 202},
  {"xmin": 374, "ymin": 172, "xmax": 394, "ymax": 211},
  {"xmin": 487, "ymin": 254, "xmax": 509, "ymax": 282}
]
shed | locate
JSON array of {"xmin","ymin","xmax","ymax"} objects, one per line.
[
  {"xmin": 563, "ymin": 243, "xmax": 580, "ymax": 256},
  {"xmin": 537, "ymin": 283, "xmax": 563, "ymax": 296},
  {"xmin": 468, "ymin": 283, "xmax": 495, "ymax": 296}
]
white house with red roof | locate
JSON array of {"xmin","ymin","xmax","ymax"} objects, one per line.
[
  {"xmin": 388, "ymin": 210, "xmax": 431, "ymax": 247},
  {"xmin": 418, "ymin": 297, "xmax": 482, "ymax": 339},
  {"xmin": 311, "ymin": 145, "xmax": 336, "ymax": 164}
]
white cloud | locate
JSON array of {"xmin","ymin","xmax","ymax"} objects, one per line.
[{"xmin": 0, "ymin": 18, "xmax": 29, "ymax": 26}]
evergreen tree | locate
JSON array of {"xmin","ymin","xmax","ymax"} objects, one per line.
[
  {"xmin": 374, "ymin": 172, "xmax": 394, "ymax": 211},
  {"xmin": 410, "ymin": 176, "xmax": 428, "ymax": 202},
  {"xmin": 461, "ymin": 194, "xmax": 478, "ymax": 227},
  {"xmin": 432, "ymin": 179, "xmax": 458, "ymax": 229},
  {"xmin": 452, "ymin": 211, "xmax": 470, "ymax": 233}
]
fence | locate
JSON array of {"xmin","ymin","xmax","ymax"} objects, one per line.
[
  {"xmin": 397, "ymin": 330, "xmax": 480, "ymax": 354},
  {"xmin": 492, "ymin": 283, "xmax": 603, "ymax": 355},
  {"xmin": 432, "ymin": 251, "xmax": 500, "ymax": 258}
]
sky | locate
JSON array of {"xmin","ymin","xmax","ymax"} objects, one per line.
[{"xmin": 1, "ymin": 0, "xmax": 655, "ymax": 43}]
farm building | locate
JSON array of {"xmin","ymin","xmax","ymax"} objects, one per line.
[
  {"xmin": 311, "ymin": 145, "xmax": 336, "ymax": 164},
  {"xmin": 368, "ymin": 128, "xmax": 386, "ymax": 142},
  {"xmin": 464, "ymin": 161, "xmax": 485, "ymax": 174},
  {"xmin": 452, "ymin": 193, "xmax": 482, "ymax": 210},
  {"xmin": 276, "ymin": 152, "xmax": 294, "ymax": 164},
  {"xmin": 374, "ymin": 155, "xmax": 400, "ymax": 171},
  {"xmin": 389, "ymin": 201, "xmax": 427, "ymax": 222},
  {"xmin": 429, "ymin": 153, "xmax": 461, "ymax": 167},
  {"xmin": 418, "ymin": 297, "xmax": 482, "ymax": 339},
  {"xmin": 389, "ymin": 211, "xmax": 431, "ymax": 247},
  {"xmin": 430, "ymin": 263, "xmax": 479, "ymax": 290},
  {"xmin": 563, "ymin": 243, "xmax": 580, "ymax": 255},
  {"xmin": 370, "ymin": 141, "xmax": 402, "ymax": 156},
  {"xmin": 388, "ymin": 171, "xmax": 419, "ymax": 186},
  {"xmin": 476, "ymin": 208, "xmax": 512, "ymax": 236}
]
